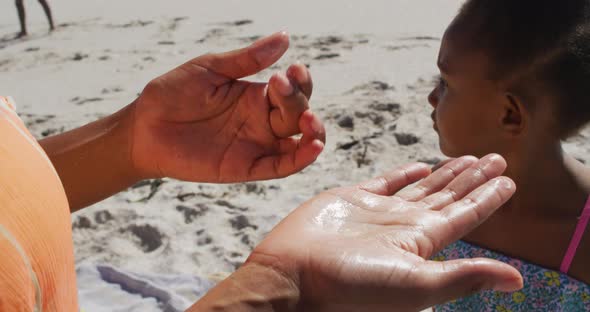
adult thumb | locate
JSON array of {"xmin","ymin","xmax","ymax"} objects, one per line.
[
  {"xmin": 420, "ymin": 258, "xmax": 523, "ymax": 307},
  {"xmin": 195, "ymin": 31, "xmax": 289, "ymax": 79}
]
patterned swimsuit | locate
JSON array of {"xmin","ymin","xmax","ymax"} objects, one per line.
[{"xmin": 433, "ymin": 197, "xmax": 590, "ymax": 311}]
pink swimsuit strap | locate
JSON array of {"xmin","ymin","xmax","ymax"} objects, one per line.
[{"xmin": 560, "ymin": 195, "xmax": 590, "ymax": 273}]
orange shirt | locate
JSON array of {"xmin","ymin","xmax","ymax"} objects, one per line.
[{"xmin": 0, "ymin": 96, "xmax": 78, "ymax": 311}]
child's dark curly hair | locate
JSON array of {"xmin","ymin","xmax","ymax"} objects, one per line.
[{"xmin": 452, "ymin": 0, "xmax": 590, "ymax": 137}]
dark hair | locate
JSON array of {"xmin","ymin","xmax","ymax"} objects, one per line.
[{"xmin": 451, "ymin": 0, "xmax": 590, "ymax": 137}]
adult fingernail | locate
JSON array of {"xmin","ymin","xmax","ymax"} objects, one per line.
[
  {"xmin": 493, "ymin": 278, "xmax": 523, "ymax": 292},
  {"xmin": 287, "ymin": 62, "xmax": 305, "ymax": 82},
  {"xmin": 287, "ymin": 62, "xmax": 300, "ymax": 77},
  {"xmin": 498, "ymin": 177, "xmax": 514, "ymax": 190},
  {"xmin": 255, "ymin": 31, "xmax": 288, "ymax": 65},
  {"xmin": 286, "ymin": 66, "xmax": 296, "ymax": 79},
  {"xmin": 276, "ymin": 73, "xmax": 294, "ymax": 96},
  {"xmin": 310, "ymin": 113, "xmax": 323, "ymax": 135}
]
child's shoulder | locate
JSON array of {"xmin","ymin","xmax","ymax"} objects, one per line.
[
  {"xmin": 567, "ymin": 156, "xmax": 590, "ymax": 191},
  {"xmin": 562, "ymin": 156, "xmax": 590, "ymax": 284},
  {"xmin": 569, "ymin": 236, "xmax": 590, "ymax": 285}
]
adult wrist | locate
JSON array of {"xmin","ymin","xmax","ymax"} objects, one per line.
[
  {"xmin": 121, "ymin": 99, "xmax": 155, "ymax": 181},
  {"xmin": 38, "ymin": 100, "xmax": 145, "ymax": 210},
  {"xmin": 188, "ymin": 255, "xmax": 301, "ymax": 312},
  {"xmin": 88, "ymin": 101, "xmax": 147, "ymax": 184}
]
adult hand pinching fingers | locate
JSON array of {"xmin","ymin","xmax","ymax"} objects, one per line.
[{"xmin": 268, "ymin": 63, "xmax": 319, "ymax": 140}]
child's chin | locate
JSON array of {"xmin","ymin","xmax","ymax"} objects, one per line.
[
  {"xmin": 438, "ymin": 142, "xmax": 462, "ymax": 158},
  {"xmin": 440, "ymin": 145, "xmax": 485, "ymax": 159}
]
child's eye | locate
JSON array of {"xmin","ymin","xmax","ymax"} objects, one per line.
[{"xmin": 437, "ymin": 75, "xmax": 448, "ymax": 89}]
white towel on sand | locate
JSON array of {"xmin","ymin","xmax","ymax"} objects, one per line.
[{"xmin": 76, "ymin": 263, "xmax": 214, "ymax": 312}]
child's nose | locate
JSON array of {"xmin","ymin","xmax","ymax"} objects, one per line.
[{"xmin": 428, "ymin": 88, "xmax": 438, "ymax": 108}]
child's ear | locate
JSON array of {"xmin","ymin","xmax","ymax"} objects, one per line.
[{"xmin": 501, "ymin": 93, "xmax": 525, "ymax": 135}]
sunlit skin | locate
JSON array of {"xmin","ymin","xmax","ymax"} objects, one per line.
[
  {"xmin": 428, "ymin": 21, "xmax": 590, "ymax": 284},
  {"xmin": 41, "ymin": 32, "xmax": 327, "ymax": 210},
  {"xmin": 104, "ymin": 33, "xmax": 524, "ymax": 311},
  {"xmin": 10, "ymin": 32, "xmax": 524, "ymax": 311},
  {"xmin": 192, "ymin": 155, "xmax": 523, "ymax": 312},
  {"xmin": 131, "ymin": 32, "xmax": 326, "ymax": 183}
]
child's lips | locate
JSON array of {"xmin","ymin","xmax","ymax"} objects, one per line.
[{"xmin": 431, "ymin": 111, "xmax": 438, "ymax": 131}]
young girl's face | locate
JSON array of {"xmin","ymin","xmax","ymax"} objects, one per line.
[{"xmin": 428, "ymin": 30, "xmax": 510, "ymax": 158}]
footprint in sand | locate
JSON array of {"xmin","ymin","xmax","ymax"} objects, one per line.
[
  {"xmin": 337, "ymin": 139, "xmax": 360, "ymax": 151},
  {"xmin": 73, "ymin": 216, "xmax": 93, "ymax": 230},
  {"xmin": 19, "ymin": 113, "xmax": 55, "ymax": 127},
  {"xmin": 94, "ymin": 210, "xmax": 114, "ymax": 224},
  {"xmin": 197, "ymin": 18, "xmax": 253, "ymax": 44},
  {"xmin": 417, "ymin": 157, "xmax": 442, "ymax": 165},
  {"xmin": 399, "ymin": 35, "xmax": 440, "ymax": 41},
  {"xmin": 126, "ymin": 178, "xmax": 166, "ymax": 203},
  {"xmin": 222, "ymin": 19, "xmax": 253, "ymax": 27},
  {"xmin": 196, "ymin": 28, "xmax": 228, "ymax": 44},
  {"xmin": 337, "ymin": 115, "xmax": 355, "ymax": 130},
  {"xmin": 368, "ymin": 101, "xmax": 402, "ymax": 125},
  {"xmin": 196, "ymin": 19, "xmax": 253, "ymax": 44},
  {"xmin": 336, "ymin": 131, "xmax": 384, "ymax": 167},
  {"xmin": 348, "ymin": 102, "xmax": 400, "ymax": 128},
  {"xmin": 229, "ymin": 215, "xmax": 258, "ymax": 231},
  {"xmin": 106, "ymin": 20, "xmax": 154, "ymax": 29},
  {"xmin": 71, "ymin": 52, "xmax": 89, "ymax": 61},
  {"xmin": 122, "ymin": 224, "xmax": 166, "ymax": 253},
  {"xmin": 310, "ymin": 36, "xmax": 343, "ymax": 48},
  {"xmin": 314, "ymin": 53, "xmax": 340, "ymax": 60},
  {"xmin": 17, "ymin": 113, "xmax": 63, "ymax": 138},
  {"xmin": 176, "ymin": 192, "xmax": 196, "ymax": 202},
  {"xmin": 385, "ymin": 35, "xmax": 439, "ymax": 51},
  {"xmin": 290, "ymin": 35, "xmax": 369, "ymax": 62},
  {"xmin": 56, "ymin": 22, "xmax": 75, "ymax": 28},
  {"xmin": 101, "ymin": 86, "xmax": 124, "ymax": 94},
  {"xmin": 70, "ymin": 96, "xmax": 103, "ymax": 106},
  {"xmin": 240, "ymin": 234, "xmax": 253, "ymax": 247},
  {"xmin": 229, "ymin": 251, "xmax": 243, "ymax": 258},
  {"xmin": 226, "ymin": 182, "xmax": 267, "ymax": 196},
  {"xmin": 215, "ymin": 200, "xmax": 248, "ymax": 213},
  {"xmin": 196, "ymin": 230, "xmax": 213, "ymax": 246},
  {"xmin": 165, "ymin": 16, "xmax": 189, "ymax": 32},
  {"xmin": 243, "ymin": 182, "xmax": 265, "ymax": 195},
  {"xmin": 346, "ymin": 80, "xmax": 396, "ymax": 96},
  {"xmin": 237, "ymin": 35, "xmax": 262, "ymax": 44},
  {"xmin": 384, "ymin": 43, "xmax": 430, "ymax": 52},
  {"xmin": 394, "ymin": 132, "xmax": 420, "ymax": 146},
  {"xmin": 197, "ymin": 235, "xmax": 213, "ymax": 246},
  {"xmin": 176, "ymin": 203, "xmax": 209, "ymax": 224},
  {"xmin": 40, "ymin": 127, "xmax": 65, "ymax": 137},
  {"xmin": 157, "ymin": 40, "xmax": 175, "ymax": 45},
  {"xmin": 354, "ymin": 143, "xmax": 371, "ymax": 168},
  {"xmin": 369, "ymin": 102, "xmax": 401, "ymax": 114}
]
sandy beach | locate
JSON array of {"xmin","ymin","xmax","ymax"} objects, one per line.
[{"xmin": 3, "ymin": 0, "xmax": 590, "ymax": 310}]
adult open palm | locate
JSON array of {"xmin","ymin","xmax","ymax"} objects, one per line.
[
  {"xmin": 249, "ymin": 154, "xmax": 523, "ymax": 311},
  {"xmin": 131, "ymin": 32, "xmax": 325, "ymax": 183}
]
